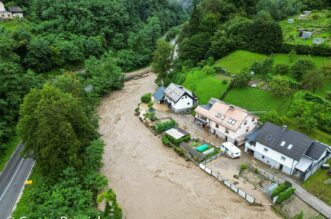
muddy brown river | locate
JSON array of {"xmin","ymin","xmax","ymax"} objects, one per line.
[{"xmin": 98, "ymin": 72, "xmax": 279, "ymax": 219}]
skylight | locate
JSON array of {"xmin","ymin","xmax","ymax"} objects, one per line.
[
  {"xmin": 280, "ymin": 141, "xmax": 286, "ymax": 147},
  {"xmin": 288, "ymin": 144, "xmax": 293, "ymax": 150},
  {"xmin": 215, "ymin": 113, "xmax": 222, "ymax": 118}
]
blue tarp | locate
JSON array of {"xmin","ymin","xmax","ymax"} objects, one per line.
[{"xmin": 153, "ymin": 86, "xmax": 165, "ymax": 101}]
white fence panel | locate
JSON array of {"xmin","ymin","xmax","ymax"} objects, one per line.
[
  {"xmin": 205, "ymin": 167, "xmax": 212, "ymax": 175},
  {"xmin": 246, "ymin": 195, "xmax": 255, "ymax": 204},
  {"xmin": 238, "ymin": 189, "xmax": 246, "ymax": 198},
  {"xmin": 230, "ymin": 184, "xmax": 238, "ymax": 193},
  {"xmin": 224, "ymin": 180, "xmax": 231, "ymax": 188},
  {"xmin": 199, "ymin": 164, "xmax": 206, "ymax": 170}
]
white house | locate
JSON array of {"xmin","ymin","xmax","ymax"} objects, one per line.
[
  {"xmin": 0, "ymin": 1, "xmax": 23, "ymax": 20},
  {"xmin": 195, "ymin": 98, "xmax": 258, "ymax": 146},
  {"xmin": 245, "ymin": 122, "xmax": 330, "ymax": 181},
  {"xmin": 164, "ymin": 83, "xmax": 197, "ymax": 113}
]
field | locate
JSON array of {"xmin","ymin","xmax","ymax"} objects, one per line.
[
  {"xmin": 214, "ymin": 50, "xmax": 330, "ymax": 74},
  {"xmin": 280, "ymin": 10, "xmax": 331, "ymax": 47},
  {"xmin": 223, "ymin": 87, "xmax": 290, "ymax": 113},
  {"xmin": 302, "ymin": 159, "xmax": 331, "ymax": 206},
  {"xmin": 182, "ymin": 69, "xmax": 231, "ymax": 104}
]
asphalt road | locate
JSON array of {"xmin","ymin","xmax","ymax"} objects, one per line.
[{"xmin": 0, "ymin": 144, "xmax": 35, "ymax": 219}]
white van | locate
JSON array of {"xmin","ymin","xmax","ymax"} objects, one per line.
[{"xmin": 221, "ymin": 142, "xmax": 241, "ymax": 158}]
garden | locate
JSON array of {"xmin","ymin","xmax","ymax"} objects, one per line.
[
  {"xmin": 303, "ymin": 159, "xmax": 331, "ymax": 206},
  {"xmin": 280, "ymin": 10, "xmax": 331, "ymax": 47}
]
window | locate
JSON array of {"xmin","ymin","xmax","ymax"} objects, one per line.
[
  {"xmin": 244, "ymin": 120, "xmax": 247, "ymax": 125},
  {"xmin": 225, "ymin": 128, "xmax": 229, "ymax": 134},
  {"xmin": 262, "ymin": 155, "xmax": 265, "ymax": 159},
  {"xmin": 246, "ymin": 127, "xmax": 249, "ymax": 132},
  {"xmin": 264, "ymin": 148, "xmax": 268, "ymax": 152},
  {"xmin": 252, "ymin": 117, "xmax": 255, "ymax": 122},
  {"xmin": 187, "ymin": 102, "xmax": 190, "ymax": 105},
  {"xmin": 280, "ymin": 141, "xmax": 286, "ymax": 147},
  {"xmin": 216, "ymin": 124, "xmax": 219, "ymax": 128},
  {"xmin": 281, "ymin": 156, "xmax": 286, "ymax": 161},
  {"xmin": 287, "ymin": 144, "xmax": 293, "ymax": 150}
]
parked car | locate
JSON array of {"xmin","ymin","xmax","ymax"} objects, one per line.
[
  {"xmin": 221, "ymin": 142, "xmax": 241, "ymax": 158},
  {"xmin": 321, "ymin": 163, "xmax": 330, "ymax": 169}
]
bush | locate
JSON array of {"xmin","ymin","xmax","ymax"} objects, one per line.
[
  {"xmin": 291, "ymin": 59, "xmax": 315, "ymax": 81},
  {"xmin": 271, "ymin": 181, "xmax": 292, "ymax": 197},
  {"xmin": 276, "ymin": 187, "xmax": 295, "ymax": 204},
  {"xmin": 232, "ymin": 72, "xmax": 251, "ymax": 88},
  {"xmin": 154, "ymin": 119, "xmax": 176, "ymax": 134},
  {"xmin": 162, "ymin": 135, "xmax": 171, "ymax": 146},
  {"xmin": 174, "ymin": 147, "xmax": 185, "ymax": 157},
  {"xmin": 250, "ymin": 58, "xmax": 273, "ymax": 75},
  {"xmin": 141, "ymin": 93, "xmax": 152, "ymax": 103},
  {"xmin": 240, "ymin": 163, "xmax": 249, "ymax": 171},
  {"xmin": 222, "ymin": 80, "xmax": 228, "ymax": 85},
  {"xmin": 274, "ymin": 64, "xmax": 290, "ymax": 75},
  {"xmin": 144, "ymin": 112, "xmax": 156, "ymax": 121}
]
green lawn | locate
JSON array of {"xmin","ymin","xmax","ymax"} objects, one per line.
[
  {"xmin": 280, "ymin": 10, "xmax": 331, "ymax": 47},
  {"xmin": 182, "ymin": 69, "xmax": 231, "ymax": 104},
  {"xmin": 214, "ymin": 50, "xmax": 330, "ymax": 74},
  {"xmin": 214, "ymin": 50, "xmax": 267, "ymax": 74},
  {"xmin": 302, "ymin": 159, "xmax": 331, "ymax": 206},
  {"xmin": 223, "ymin": 87, "xmax": 290, "ymax": 113},
  {"xmin": 0, "ymin": 136, "xmax": 20, "ymax": 171}
]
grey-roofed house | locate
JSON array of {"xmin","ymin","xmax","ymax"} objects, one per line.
[
  {"xmin": 245, "ymin": 122, "xmax": 330, "ymax": 181},
  {"xmin": 152, "ymin": 86, "xmax": 165, "ymax": 103},
  {"xmin": 164, "ymin": 83, "xmax": 197, "ymax": 113},
  {"xmin": 9, "ymin": 6, "xmax": 23, "ymax": 19}
]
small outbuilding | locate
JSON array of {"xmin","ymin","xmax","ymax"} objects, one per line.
[
  {"xmin": 299, "ymin": 30, "xmax": 313, "ymax": 39},
  {"xmin": 8, "ymin": 6, "xmax": 23, "ymax": 19},
  {"xmin": 153, "ymin": 86, "xmax": 165, "ymax": 104},
  {"xmin": 288, "ymin": 18, "xmax": 294, "ymax": 24},
  {"xmin": 313, "ymin": 38, "xmax": 324, "ymax": 45}
]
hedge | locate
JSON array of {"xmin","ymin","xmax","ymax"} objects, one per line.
[
  {"xmin": 271, "ymin": 181, "xmax": 292, "ymax": 197},
  {"xmin": 280, "ymin": 43, "xmax": 331, "ymax": 57},
  {"xmin": 154, "ymin": 119, "xmax": 176, "ymax": 134},
  {"xmin": 276, "ymin": 187, "xmax": 295, "ymax": 204}
]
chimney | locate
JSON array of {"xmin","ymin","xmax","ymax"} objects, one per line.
[{"xmin": 282, "ymin": 125, "xmax": 288, "ymax": 131}]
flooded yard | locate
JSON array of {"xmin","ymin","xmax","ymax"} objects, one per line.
[{"xmin": 98, "ymin": 73, "xmax": 279, "ymax": 219}]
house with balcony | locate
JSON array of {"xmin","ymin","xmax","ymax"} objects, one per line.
[
  {"xmin": 245, "ymin": 122, "xmax": 330, "ymax": 181},
  {"xmin": 194, "ymin": 98, "xmax": 258, "ymax": 146},
  {"xmin": 0, "ymin": 1, "xmax": 23, "ymax": 20}
]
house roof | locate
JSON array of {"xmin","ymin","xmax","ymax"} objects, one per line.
[
  {"xmin": 195, "ymin": 98, "xmax": 253, "ymax": 132},
  {"xmin": 164, "ymin": 83, "xmax": 195, "ymax": 103},
  {"xmin": 9, "ymin": 6, "xmax": 23, "ymax": 13},
  {"xmin": 249, "ymin": 122, "xmax": 328, "ymax": 161},
  {"xmin": 153, "ymin": 86, "xmax": 165, "ymax": 101},
  {"xmin": 305, "ymin": 141, "xmax": 329, "ymax": 160}
]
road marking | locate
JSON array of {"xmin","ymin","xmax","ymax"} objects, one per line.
[{"xmin": 0, "ymin": 159, "xmax": 24, "ymax": 202}]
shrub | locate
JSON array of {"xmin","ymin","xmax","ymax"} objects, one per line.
[
  {"xmin": 274, "ymin": 64, "xmax": 290, "ymax": 75},
  {"xmin": 240, "ymin": 163, "xmax": 249, "ymax": 171},
  {"xmin": 154, "ymin": 119, "xmax": 176, "ymax": 134},
  {"xmin": 148, "ymin": 101, "xmax": 153, "ymax": 109},
  {"xmin": 202, "ymin": 65, "xmax": 216, "ymax": 75},
  {"xmin": 222, "ymin": 80, "xmax": 228, "ymax": 85},
  {"xmin": 254, "ymin": 168, "xmax": 259, "ymax": 174},
  {"xmin": 162, "ymin": 135, "xmax": 171, "ymax": 146},
  {"xmin": 232, "ymin": 72, "xmax": 251, "ymax": 88},
  {"xmin": 250, "ymin": 58, "xmax": 273, "ymax": 75},
  {"xmin": 141, "ymin": 93, "xmax": 152, "ymax": 103},
  {"xmin": 174, "ymin": 147, "xmax": 185, "ymax": 157},
  {"xmin": 291, "ymin": 59, "xmax": 315, "ymax": 80},
  {"xmin": 271, "ymin": 181, "xmax": 292, "ymax": 197},
  {"xmin": 144, "ymin": 112, "xmax": 156, "ymax": 121},
  {"xmin": 276, "ymin": 187, "xmax": 295, "ymax": 204}
]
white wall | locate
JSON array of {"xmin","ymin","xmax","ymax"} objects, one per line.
[
  {"xmin": 0, "ymin": 2, "xmax": 5, "ymax": 11},
  {"xmin": 247, "ymin": 142, "xmax": 297, "ymax": 175},
  {"xmin": 165, "ymin": 94, "xmax": 194, "ymax": 112}
]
